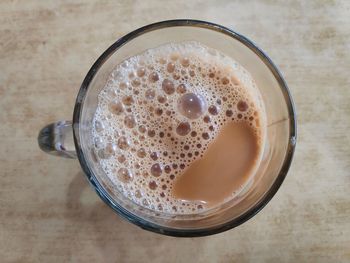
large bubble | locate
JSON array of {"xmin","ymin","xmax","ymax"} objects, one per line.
[{"xmin": 177, "ymin": 93, "xmax": 207, "ymax": 120}]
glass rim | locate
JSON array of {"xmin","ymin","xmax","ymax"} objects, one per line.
[{"xmin": 72, "ymin": 19, "xmax": 297, "ymax": 237}]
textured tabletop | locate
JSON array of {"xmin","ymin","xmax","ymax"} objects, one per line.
[{"xmin": 1, "ymin": 1, "xmax": 349, "ymax": 262}]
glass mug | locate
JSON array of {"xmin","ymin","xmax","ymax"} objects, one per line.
[{"xmin": 38, "ymin": 20, "xmax": 296, "ymax": 237}]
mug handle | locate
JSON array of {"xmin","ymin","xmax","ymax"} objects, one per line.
[{"xmin": 38, "ymin": 121, "xmax": 77, "ymax": 158}]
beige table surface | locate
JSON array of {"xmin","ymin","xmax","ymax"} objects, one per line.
[{"xmin": 1, "ymin": 0, "xmax": 349, "ymax": 262}]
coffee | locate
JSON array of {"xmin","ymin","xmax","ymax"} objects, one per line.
[{"xmin": 92, "ymin": 41, "xmax": 266, "ymax": 214}]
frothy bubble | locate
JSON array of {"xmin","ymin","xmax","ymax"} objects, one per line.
[
  {"xmin": 162, "ymin": 79, "xmax": 175, "ymax": 95},
  {"xmin": 122, "ymin": 95, "xmax": 134, "ymax": 106},
  {"xmin": 117, "ymin": 136, "xmax": 130, "ymax": 150},
  {"xmin": 176, "ymin": 122, "xmax": 191, "ymax": 136},
  {"xmin": 109, "ymin": 100, "xmax": 124, "ymax": 115},
  {"xmin": 118, "ymin": 168, "xmax": 133, "ymax": 183},
  {"xmin": 151, "ymin": 163, "xmax": 163, "ymax": 177},
  {"xmin": 177, "ymin": 84, "xmax": 187, "ymax": 94},
  {"xmin": 124, "ymin": 115, "xmax": 136, "ymax": 128}
]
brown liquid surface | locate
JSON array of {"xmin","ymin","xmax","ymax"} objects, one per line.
[{"xmin": 172, "ymin": 121, "xmax": 260, "ymax": 206}]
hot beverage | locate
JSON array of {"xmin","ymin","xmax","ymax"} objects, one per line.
[{"xmin": 92, "ymin": 41, "xmax": 266, "ymax": 214}]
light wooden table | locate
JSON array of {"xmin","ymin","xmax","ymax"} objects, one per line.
[{"xmin": 1, "ymin": 1, "xmax": 349, "ymax": 262}]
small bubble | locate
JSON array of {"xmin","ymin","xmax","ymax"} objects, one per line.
[
  {"xmin": 189, "ymin": 70, "xmax": 195, "ymax": 77},
  {"xmin": 149, "ymin": 181, "xmax": 158, "ymax": 190},
  {"xmin": 147, "ymin": 130, "xmax": 155, "ymax": 137},
  {"xmin": 135, "ymin": 190, "xmax": 142, "ymax": 198},
  {"xmin": 226, "ymin": 110, "xmax": 233, "ymax": 117},
  {"xmin": 157, "ymin": 204, "xmax": 163, "ymax": 210},
  {"xmin": 124, "ymin": 115, "xmax": 136, "ymax": 128},
  {"xmin": 151, "ymin": 163, "xmax": 163, "ymax": 177},
  {"xmin": 149, "ymin": 72, "xmax": 159, "ymax": 82},
  {"xmin": 118, "ymin": 168, "xmax": 133, "ymax": 183},
  {"xmin": 94, "ymin": 137, "xmax": 104, "ymax": 148},
  {"xmin": 137, "ymin": 148, "xmax": 146, "ymax": 158},
  {"xmin": 209, "ymin": 72, "xmax": 215, "ymax": 78},
  {"xmin": 194, "ymin": 151, "xmax": 199, "ymax": 156},
  {"xmin": 122, "ymin": 95, "xmax": 134, "ymax": 106},
  {"xmin": 131, "ymin": 78, "xmax": 141, "ymax": 87},
  {"xmin": 105, "ymin": 142, "xmax": 117, "ymax": 154},
  {"xmin": 203, "ymin": 115, "xmax": 211, "ymax": 123},
  {"xmin": 138, "ymin": 125, "xmax": 147, "ymax": 133},
  {"xmin": 172, "ymin": 164, "xmax": 178, "ymax": 169},
  {"xmin": 170, "ymin": 174, "xmax": 175, "ymax": 180},
  {"xmin": 184, "ymin": 145, "xmax": 190, "ymax": 151},
  {"xmin": 164, "ymin": 165, "xmax": 171, "ymax": 174},
  {"xmin": 173, "ymin": 73, "xmax": 180, "ymax": 80},
  {"xmin": 208, "ymin": 105, "xmax": 219, "ymax": 115},
  {"xmin": 222, "ymin": 77, "xmax": 230, "ymax": 85},
  {"xmin": 162, "ymin": 184, "xmax": 167, "ymax": 190},
  {"xmin": 155, "ymin": 108, "xmax": 163, "ymax": 116},
  {"xmin": 159, "ymin": 132, "xmax": 165, "ymax": 138},
  {"xmin": 142, "ymin": 171, "xmax": 149, "ymax": 177},
  {"xmin": 162, "ymin": 79, "xmax": 175, "ymax": 95},
  {"xmin": 167, "ymin": 62, "xmax": 175, "ymax": 73},
  {"xmin": 181, "ymin": 57, "xmax": 190, "ymax": 67},
  {"xmin": 150, "ymin": 152, "xmax": 159, "ymax": 161},
  {"xmin": 196, "ymin": 143, "xmax": 202, "ymax": 148},
  {"xmin": 94, "ymin": 120, "xmax": 104, "ymax": 133},
  {"xmin": 145, "ymin": 89, "xmax": 155, "ymax": 100},
  {"xmin": 108, "ymin": 100, "xmax": 124, "ymax": 115},
  {"xmin": 209, "ymin": 125, "xmax": 214, "ymax": 131},
  {"xmin": 237, "ymin": 100, "xmax": 248, "ymax": 112},
  {"xmin": 117, "ymin": 155, "xmax": 126, "ymax": 163},
  {"xmin": 142, "ymin": 199, "xmax": 149, "ymax": 206},
  {"xmin": 157, "ymin": 95, "xmax": 167, "ymax": 104},
  {"xmin": 137, "ymin": 67, "xmax": 146, "ymax": 77},
  {"xmin": 238, "ymin": 113, "xmax": 243, "ymax": 119},
  {"xmin": 107, "ymin": 88, "xmax": 118, "ymax": 98},
  {"xmin": 117, "ymin": 136, "xmax": 130, "ymax": 150},
  {"xmin": 176, "ymin": 122, "xmax": 191, "ymax": 136},
  {"xmin": 119, "ymin": 82, "xmax": 129, "ymax": 90},
  {"xmin": 180, "ymin": 164, "xmax": 185, "ymax": 169}
]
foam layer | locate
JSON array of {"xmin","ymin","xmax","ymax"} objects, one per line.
[{"xmin": 92, "ymin": 41, "xmax": 266, "ymax": 214}]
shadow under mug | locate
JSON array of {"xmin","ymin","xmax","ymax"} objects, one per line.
[{"xmin": 38, "ymin": 20, "xmax": 296, "ymax": 237}]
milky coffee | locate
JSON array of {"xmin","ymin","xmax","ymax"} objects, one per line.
[{"xmin": 92, "ymin": 41, "xmax": 266, "ymax": 214}]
